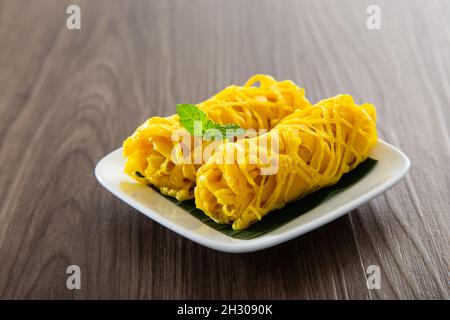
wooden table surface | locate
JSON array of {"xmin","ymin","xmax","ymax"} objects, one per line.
[{"xmin": 0, "ymin": 0, "xmax": 449, "ymax": 299}]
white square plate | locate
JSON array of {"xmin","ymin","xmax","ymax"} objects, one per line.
[{"xmin": 95, "ymin": 139, "xmax": 410, "ymax": 253}]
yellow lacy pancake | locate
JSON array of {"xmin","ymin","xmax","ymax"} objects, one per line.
[
  {"xmin": 123, "ymin": 75, "xmax": 310, "ymax": 200},
  {"xmin": 195, "ymin": 94, "xmax": 378, "ymax": 230}
]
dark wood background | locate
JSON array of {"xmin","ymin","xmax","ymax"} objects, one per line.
[{"xmin": 0, "ymin": 0, "xmax": 448, "ymax": 299}]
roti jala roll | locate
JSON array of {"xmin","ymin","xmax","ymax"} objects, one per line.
[
  {"xmin": 123, "ymin": 75, "xmax": 311, "ymax": 201},
  {"xmin": 194, "ymin": 94, "xmax": 378, "ymax": 230}
]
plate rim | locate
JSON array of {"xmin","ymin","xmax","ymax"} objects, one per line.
[{"xmin": 95, "ymin": 139, "xmax": 410, "ymax": 253}]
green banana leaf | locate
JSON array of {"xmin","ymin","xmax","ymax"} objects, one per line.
[{"xmin": 160, "ymin": 158, "xmax": 378, "ymax": 240}]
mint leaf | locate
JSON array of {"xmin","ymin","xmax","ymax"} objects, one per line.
[
  {"xmin": 176, "ymin": 104, "xmax": 208, "ymax": 137},
  {"xmin": 176, "ymin": 103, "xmax": 244, "ymax": 140},
  {"xmin": 205, "ymin": 123, "xmax": 244, "ymax": 140}
]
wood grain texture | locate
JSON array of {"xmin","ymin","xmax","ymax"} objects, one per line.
[{"xmin": 0, "ymin": 0, "xmax": 449, "ymax": 299}]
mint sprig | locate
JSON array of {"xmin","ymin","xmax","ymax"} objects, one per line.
[{"xmin": 176, "ymin": 104, "xmax": 244, "ymax": 140}]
